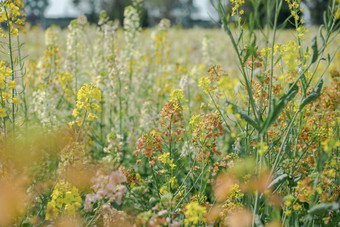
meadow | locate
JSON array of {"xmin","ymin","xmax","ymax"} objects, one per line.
[{"xmin": 0, "ymin": 0, "xmax": 339, "ymax": 226}]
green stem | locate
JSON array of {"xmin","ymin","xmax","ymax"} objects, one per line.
[{"xmin": 6, "ymin": 8, "xmax": 15, "ymax": 135}]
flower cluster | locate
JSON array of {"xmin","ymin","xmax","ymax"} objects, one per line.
[
  {"xmin": 184, "ymin": 201, "xmax": 207, "ymax": 226},
  {"xmin": 285, "ymin": 0, "xmax": 302, "ymax": 21},
  {"xmin": 190, "ymin": 112, "xmax": 224, "ymax": 158},
  {"xmin": 0, "ymin": 0, "xmax": 26, "ymax": 38},
  {"xmin": 136, "ymin": 210, "xmax": 180, "ymax": 227},
  {"xmin": 84, "ymin": 169, "xmax": 127, "ymax": 211},
  {"xmin": 72, "ymin": 83, "xmax": 101, "ymax": 126},
  {"xmin": 136, "ymin": 130, "xmax": 163, "ymax": 160},
  {"xmin": 58, "ymin": 72, "xmax": 74, "ymax": 102},
  {"xmin": 45, "ymin": 180, "xmax": 82, "ymax": 220},
  {"xmin": 31, "ymin": 89, "xmax": 58, "ymax": 128},
  {"xmin": 153, "ymin": 18, "xmax": 170, "ymax": 64},
  {"xmin": 230, "ymin": 0, "xmax": 245, "ymax": 17},
  {"xmin": 66, "ymin": 19, "xmax": 85, "ymax": 76},
  {"xmin": 124, "ymin": 5, "xmax": 140, "ymax": 57},
  {"xmin": 0, "ymin": 61, "xmax": 14, "ymax": 118}
]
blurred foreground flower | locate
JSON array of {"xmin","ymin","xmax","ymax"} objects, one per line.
[{"xmin": 0, "ymin": 176, "xmax": 29, "ymax": 226}]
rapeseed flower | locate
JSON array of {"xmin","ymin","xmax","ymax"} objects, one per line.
[{"xmin": 184, "ymin": 201, "xmax": 207, "ymax": 226}]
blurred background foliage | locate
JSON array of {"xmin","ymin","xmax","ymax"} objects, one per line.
[{"xmin": 22, "ymin": 0, "xmax": 331, "ymax": 28}]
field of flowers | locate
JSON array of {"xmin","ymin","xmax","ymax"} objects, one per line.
[{"xmin": 0, "ymin": 0, "xmax": 339, "ymax": 226}]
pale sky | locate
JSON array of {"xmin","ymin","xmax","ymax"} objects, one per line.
[{"xmin": 45, "ymin": 0, "xmax": 215, "ymax": 20}]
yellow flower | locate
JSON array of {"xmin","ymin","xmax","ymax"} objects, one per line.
[
  {"xmin": 257, "ymin": 142, "xmax": 268, "ymax": 156},
  {"xmin": 189, "ymin": 114, "xmax": 201, "ymax": 127},
  {"xmin": 76, "ymin": 117, "xmax": 83, "ymax": 126},
  {"xmin": 0, "ymin": 108, "xmax": 6, "ymax": 117},
  {"xmin": 45, "ymin": 181, "xmax": 82, "ymax": 220},
  {"xmin": 12, "ymin": 96, "xmax": 20, "ymax": 104},
  {"xmin": 226, "ymin": 104, "xmax": 233, "ymax": 115},
  {"xmin": 11, "ymin": 28, "xmax": 19, "ymax": 36},
  {"xmin": 68, "ymin": 121, "xmax": 75, "ymax": 127},
  {"xmin": 72, "ymin": 109, "xmax": 79, "ymax": 117},
  {"xmin": 336, "ymin": 7, "xmax": 340, "ymax": 20},
  {"xmin": 184, "ymin": 201, "xmax": 207, "ymax": 226},
  {"xmin": 158, "ymin": 152, "xmax": 176, "ymax": 168},
  {"xmin": 293, "ymin": 203, "xmax": 302, "ymax": 211},
  {"xmin": 158, "ymin": 152, "xmax": 170, "ymax": 164},
  {"xmin": 8, "ymin": 80, "xmax": 16, "ymax": 89},
  {"xmin": 160, "ymin": 185, "xmax": 167, "ymax": 195},
  {"xmin": 87, "ymin": 113, "xmax": 97, "ymax": 121},
  {"xmin": 169, "ymin": 89, "xmax": 184, "ymax": 102},
  {"xmin": 2, "ymin": 92, "xmax": 11, "ymax": 100},
  {"xmin": 321, "ymin": 138, "xmax": 339, "ymax": 153},
  {"xmin": 91, "ymin": 103, "xmax": 101, "ymax": 112},
  {"xmin": 284, "ymin": 195, "xmax": 294, "ymax": 207},
  {"xmin": 169, "ymin": 176, "xmax": 178, "ymax": 188},
  {"xmin": 198, "ymin": 77, "xmax": 211, "ymax": 94},
  {"xmin": 45, "ymin": 202, "xmax": 58, "ymax": 220},
  {"xmin": 284, "ymin": 209, "xmax": 292, "ymax": 216}
]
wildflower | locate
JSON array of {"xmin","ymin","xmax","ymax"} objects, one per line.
[
  {"xmin": 124, "ymin": 5, "xmax": 140, "ymax": 58},
  {"xmin": 169, "ymin": 176, "xmax": 178, "ymax": 188},
  {"xmin": 189, "ymin": 114, "xmax": 201, "ymax": 126},
  {"xmin": 198, "ymin": 77, "xmax": 211, "ymax": 94},
  {"xmin": 72, "ymin": 109, "xmax": 79, "ymax": 117},
  {"xmin": 257, "ymin": 142, "xmax": 268, "ymax": 156},
  {"xmin": 226, "ymin": 104, "xmax": 233, "ymax": 115},
  {"xmin": 184, "ymin": 201, "xmax": 207, "ymax": 226},
  {"xmin": 45, "ymin": 181, "xmax": 82, "ymax": 220},
  {"xmin": 0, "ymin": 108, "xmax": 6, "ymax": 117},
  {"xmin": 336, "ymin": 6, "xmax": 340, "ymax": 20},
  {"xmin": 217, "ymin": 75, "xmax": 238, "ymax": 97},
  {"xmin": 2, "ymin": 92, "xmax": 11, "ymax": 100},
  {"xmin": 12, "ymin": 96, "xmax": 19, "ymax": 104},
  {"xmin": 153, "ymin": 19, "xmax": 170, "ymax": 64},
  {"xmin": 296, "ymin": 26, "xmax": 307, "ymax": 38},
  {"xmin": 8, "ymin": 80, "xmax": 16, "ymax": 89},
  {"xmin": 283, "ymin": 40, "xmax": 300, "ymax": 72},
  {"xmin": 220, "ymin": 184, "xmax": 244, "ymax": 214},
  {"xmin": 230, "ymin": 0, "xmax": 245, "ymax": 17},
  {"xmin": 87, "ymin": 113, "xmax": 97, "ymax": 121},
  {"xmin": 0, "ymin": 0, "xmax": 26, "ymax": 38},
  {"xmin": 84, "ymin": 170, "xmax": 127, "ymax": 211},
  {"xmin": 293, "ymin": 202, "xmax": 302, "ymax": 211},
  {"xmin": 136, "ymin": 130, "xmax": 164, "ymax": 159},
  {"xmin": 284, "ymin": 195, "xmax": 294, "ymax": 207},
  {"xmin": 321, "ymin": 138, "xmax": 340, "ymax": 153},
  {"xmin": 327, "ymin": 169, "xmax": 335, "ymax": 178},
  {"xmin": 169, "ymin": 89, "xmax": 184, "ymax": 102},
  {"xmin": 160, "ymin": 185, "xmax": 167, "ymax": 195},
  {"xmin": 158, "ymin": 152, "xmax": 176, "ymax": 168},
  {"xmin": 72, "ymin": 84, "xmax": 102, "ymax": 125},
  {"xmin": 58, "ymin": 72, "xmax": 74, "ymax": 100},
  {"xmin": 76, "ymin": 117, "xmax": 83, "ymax": 126},
  {"xmin": 91, "ymin": 103, "xmax": 101, "ymax": 112},
  {"xmin": 284, "ymin": 209, "xmax": 292, "ymax": 216}
]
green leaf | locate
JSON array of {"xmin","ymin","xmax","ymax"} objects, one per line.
[
  {"xmin": 242, "ymin": 35, "xmax": 257, "ymax": 65},
  {"xmin": 309, "ymin": 203, "xmax": 339, "ymax": 215},
  {"xmin": 267, "ymin": 173, "xmax": 288, "ymax": 189},
  {"xmin": 311, "ymin": 36, "xmax": 318, "ymax": 64},
  {"xmin": 237, "ymin": 28, "xmax": 244, "ymax": 46},
  {"xmin": 261, "ymin": 83, "xmax": 299, "ymax": 133},
  {"xmin": 299, "ymin": 79, "xmax": 323, "ymax": 111},
  {"xmin": 226, "ymin": 101, "xmax": 260, "ymax": 131},
  {"xmin": 319, "ymin": 25, "xmax": 325, "ymax": 47}
]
